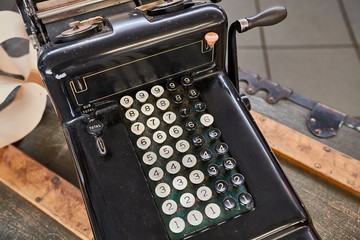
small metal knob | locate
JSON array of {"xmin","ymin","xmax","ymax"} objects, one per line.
[{"xmin": 240, "ymin": 94, "xmax": 251, "ymax": 111}]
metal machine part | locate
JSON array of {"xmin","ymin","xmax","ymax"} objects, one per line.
[
  {"xmin": 15, "ymin": 1, "xmax": 320, "ymax": 239},
  {"xmin": 16, "ymin": 0, "xmax": 137, "ymax": 46}
]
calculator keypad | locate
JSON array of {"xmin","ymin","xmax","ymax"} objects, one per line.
[{"xmin": 119, "ymin": 78, "xmax": 254, "ymax": 239}]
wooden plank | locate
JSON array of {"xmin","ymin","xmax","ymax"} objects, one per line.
[
  {"xmin": 0, "ymin": 181, "xmax": 79, "ymax": 240},
  {"xmin": 239, "ymin": 83, "xmax": 360, "ymax": 160},
  {"xmin": 277, "ymin": 157, "xmax": 360, "ymax": 240},
  {"xmin": 251, "ymin": 110, "xmax": 360, "ymax": 198},
  {"xmin": 0, "ymin": 145, "xmax": 93, "ymax": 240}
]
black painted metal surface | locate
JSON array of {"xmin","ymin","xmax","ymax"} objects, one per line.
[{"xmin": 16, "ymin": 2, "xmax": 319, "ymax": 239}]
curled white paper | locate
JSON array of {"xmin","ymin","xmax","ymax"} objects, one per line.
[
  {"xmin": 0, "ymin": 78, "xmax": 47, "ymax": 148},
  {"xmin": 0, "ymin": 11, "xmax": 47, "ymax": 148}
]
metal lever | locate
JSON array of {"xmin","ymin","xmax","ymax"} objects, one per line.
[
  {"xmin": 228, "ymin": 6, "xmax": 287, "ymax": 91},
  {"xmin": 236, "ymin": 6, "xmax": 287, "ymax": 33}
]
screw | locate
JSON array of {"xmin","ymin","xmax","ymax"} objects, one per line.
[
  {"xmin": 324, "ymin": 146, "xmax": 331, "ymax": 152},
  {"xmin": 267, "ymin": 96, "xmax": 274, "ymax": 103},
  {"xmin": 69, "ymin": 21, "xmax": 80, "ymax": 29},
  {"xmin": 35, "ymin": 197, "xmax": 42, "ymax": 203},
  {"xmin": 315, "ymin": 163, "xmax": 321, "ymax": 169},
  {"xmin": 52, "ymin": 176, "xmax": 60, "ymax": 184},
  {"xmin": 310, "ymin": 118, "xmax": 316, "ymax": 123},
  {"xmin": 247, "ymin": 88, "xmax": 253, "ymax": 94},
  {"xmin": 315, "ymin": 129, "xmax": 322, "ymax": 135}
]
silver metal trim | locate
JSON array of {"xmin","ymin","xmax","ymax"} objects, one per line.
[
  {"xmin": 37, "ymin": 0, "xmax": 104, "ymax": 19},
  {"xmin": 238, "ymin": 18, "xmax": 249, "ymax": 33}
]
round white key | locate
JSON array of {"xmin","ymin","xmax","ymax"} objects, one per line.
[
  {"xmin": 187, "ymin": 210, "xmax": 203, "ymax": 226},
  {"xmin": 142, "ymin": 152, "xmax": 157, "ymax": 165},
  {"xmin": 153, "ymin": 130, "xmax": 167, "ymax": 144},
  {"xmin": 162, "ymin": 199, "xmax": 177, "ymax": 215},
  {"xmin": 180, "ymin": 193, "xmax": 195, "ymax": 208},
  {"xmin": 205, "ymin": 203, "xmax": 221, "ymax": 219},
  {"xmin": 155, "ymin": 183, "xmax": 171, "ymax": 198},
  {"xmin": 151, "ymin": 85, "xmax": 164, "ymax": 98},
  {"xmin": 166, "ymin": 161, "xmax": 181, "ymax": 175},
  {"xmin": 131, "ymin": 122, "xmax": 145, "ymax": 135},
  {"xmin": 135, "ymin": 90, "xmax": 149, "ymax": 103},
  {"xmin": 156, "ymin": 98, "xmax": 170, "ymax": 111},
  {"xmin": 149, "ymin": 167, "xmax": 164, "ymax": 181},
  {"xmin": 141, "ymin": 103, "xmax": 154, "ymax": 116},
  {"xmin": 172, "ymin": 176, "xmax": 187, "ymax": 190},
  {"xmin": 120, "ymin": 95, "xmax": 134, "ymax": 108},
  {"xmin": 159, "ymin": 145, "xmax": 174, "ymax": 159},
  {"xmin": 182, "ymin": 154, "xmax": 197, "ymax": 168},
  {"xmin": 196, "ymin": 186, "xmax": 212, "ymax": 201},
  {"xmin": 136, "ymin": 136, "xmax": 151, "ymax": 150},
  {"xmin": 169, "ymin": 125, "xmax": 183, "ymax": 138},
  {"xmin": 147, "ymin": 117, "xmax": 160, "ymax": 130},
  {"xmin": 125, "ymin": 109, "xmax": 139, "ymax": 121},
  {"xmin": 189, "ymin": 170, "xmax": 204, "ymax": 184},
  {"xmin": 176, "ymin": 140, "xmax": 190, "ymax": 153},
  {"xmin": 163, "ymin": 111, "xmax": 177, "ymax": 124},
  {"xmin": 169, "ymin": 217, "xmax": 185, "ymax": 233},
  {"xmin": 200, "ymin": 113, "xmax": 214, "ymax": 127}
]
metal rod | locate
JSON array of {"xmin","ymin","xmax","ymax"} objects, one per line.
[{"xmin": 36, "ymin": 0, "xmax": 105, "ymax": 19}]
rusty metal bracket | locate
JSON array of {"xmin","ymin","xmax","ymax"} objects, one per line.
[{"xmin": 238, "ymin": 69, "xmax": 360, "ymax": 138}]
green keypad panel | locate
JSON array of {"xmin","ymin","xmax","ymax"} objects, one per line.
[{"xmin": 119, "ymin": 76, "xmax": 254, "ymax": 239}]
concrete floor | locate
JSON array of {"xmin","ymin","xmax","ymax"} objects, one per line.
[
  {"xmin": 2, "ymin": 0, "xmax": 359, "ymax": 116},
  {"xmin": 220, "ymin": 0, "xmax": 360, "ymax": 117}
]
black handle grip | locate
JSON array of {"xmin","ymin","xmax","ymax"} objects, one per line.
[
  {"xmin": 247, "ymin": 6, "xmax": 287, "ymax": 29},
  {"xmin": 227, "ymin": 6, "xmax": 287, "ymax": 91}
]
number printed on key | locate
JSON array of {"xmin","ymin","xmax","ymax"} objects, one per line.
[
  {"xmin": 189, "ymin": 170, "xmax": 204, "ymax": 184},
  {"xmin": 159, "ymin": 145, "xmax": 174, "ymax": 159},
  {"xmin": 151, "ymin": 85, "xmax": 164, "ymax": 98},
  {"xmin": 141, "ymin": 103, "xmax": 154, "ymax": 116},
  {"xmin": 205, "ymin": 203, "xmax": 221, "ymax": 219},
  {"xmin": 147, "ymin": 117, "xmax": 161, "ymax": 130},
  {"xmin": 180, "ymin": 193, "xmax": 195, "ymax": 208},
  {"xmin": 196, "ymin": 186, "xmax": 212, "ymax": 201},
  {"xmin": 120, "ymin": 95, "xmax": 134, "ymax": 108},
  {"xmin": 182, "ymin": 154, "xmax": 197, "ymax": 168},
  {"xmin": 187, "ymin": 210, "xmax": 203, "ymax": 226},
  {"xmin": 166, "ymin": 161, "xmax": 181, "ymax": 175},
  {"xmin": 176, "ymin": 140, "xmax": 190, "ymax": 153},
  {"xmin": 155, "ymin": 183, "xmax": 171, "ymax": 198},
  {"xmin": 142, "ymin": 151, "xmax": 157, "ymax": 165},
  {"xmin": 136, "ymin": 90, "xmax": 149, "ymax": 102},
  {"xmin": 157, "ymin": 98, "xmax": 170, "ymax": 111},
  {"xmin": 125, "ymin": 109, "xmax": 139, "ymax": 121},
  {"xmin": 137, "ymin": 136, "xmax": 151, "ymax": 150},
  {"xmin": 169, "ymin": 125, "xmax": 183, "ymax": 138},
  {"xmin": 153, "ymin": 131, "xmax": 167, "ymax": 144},
  {"xmin": 149, "ymin": 167, "xmax": 164, "ymax": 181},
  {"xmin": 163, "ymin": 111, "xmax": 177, "ymax": 124},
  {"xmin": 131, "ymin": 122, "xmax": 145, "ymax": 135},
  {"xmin": 120, "ymin": 80, "xmax": 254, "ymax": 238},
  {"xmin": 162, "ymin": 199, "xmax": 177, "ymax": 215},
  {"xmin": 200, "ymin": 113, "xmax": 214, "ymax": 127},
  {"xmin": 173, "ymin": 176, "xmax": 188, "ymax": 190},
  {"xmin": 169, "ymin": 217, "xmax": 185, "ymax": 233}
]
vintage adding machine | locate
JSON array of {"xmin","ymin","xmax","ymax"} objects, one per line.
[{"xmin": 16, "ymin": 0, "xmax": 320, "ymax": 239}]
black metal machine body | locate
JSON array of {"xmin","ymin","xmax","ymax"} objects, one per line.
[{"xmin": 16, "ymin": 0, "xmax": 319, "ymax": 239}]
